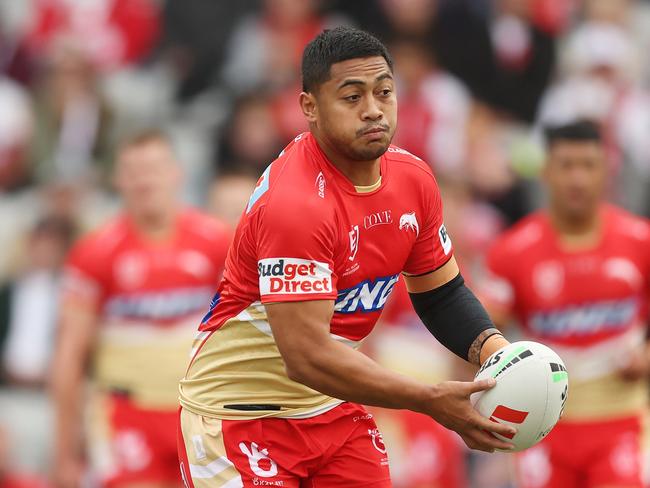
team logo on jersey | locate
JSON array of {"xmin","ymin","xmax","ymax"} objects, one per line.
[
  {"xmin": 349, "ymin": 225, "xmax": 360, "ymax": 261},
  {"xmin": 364, "ymin": 210, "xmax": 392, "ymax": 230},
  {"xmin": 246, "ymin": 163, "xmax": 272, "ymax": 214},
  {"xmin": 114, "ymin": 251, "xmax": 147, "ymax": 289},
  {"xmin": 238, "ymin": 442, "xmax": 278, "ymax": 478},
  {"xmin": 438, "ymin": 223, "xmax": 452, "ymax": 255},
  {"xmin": 399, "ymin": 212, "xmax": 419, "ymax": 237},
  {"xmin": 533, "ymin": 261, "xmax": 564, "ymax": 300},
  {"xmin": 258, "ymin": 258, "xmax": 332, "ymax": 295},
  {"xmin": 335, "ymin": 273, "xmax": 399, "ymax": 313},
  {"xmin": 315, "ymin": 171, "xmax": 326, "ymax": 198},
  {"xmin": 368, "ymin": 429, "xmax": 387, "ymax": 454}
]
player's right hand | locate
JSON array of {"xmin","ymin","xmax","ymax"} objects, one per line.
[
  {"xmin": 426, "ymin": 378, "xmax": 516, "ymax": 453},
  {"xmin": 52, "ymin": 456, "xmax": 84, "ymax": 488}
]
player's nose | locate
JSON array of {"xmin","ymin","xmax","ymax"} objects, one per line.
[{"xmin": 361, "ymin": 97, "xmax": 383, "ymax": 121}]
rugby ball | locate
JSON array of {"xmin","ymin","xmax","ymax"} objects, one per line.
[{"xmin": 472, "ymin": 341, "xmax": 568, "ymax": 452}]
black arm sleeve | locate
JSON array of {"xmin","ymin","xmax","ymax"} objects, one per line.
[{"xmin": 409, "ymin": 273, "xmax": 497, "ymax": 361}]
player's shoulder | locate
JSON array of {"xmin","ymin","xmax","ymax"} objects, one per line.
[
  {"xmin": 606, "ymin": 204, "xmax": 650, "ymax": 242},
  {"xmin": 74, "ymin": 214, "xmax": 128, "ymax": 253},
  {"xmin": 491, "ymin": 211, "xmax": 547, "ymax": 255},
  {"xmin": 384, "ymin": 145, "xmax": 434, "ymax": 177},
  {"xmin": 180, "ymin": 207, "xmax": 231, "ymax": 240},
  {"xmin": 67, "ymin": 214, "xmax": 129, "ymax": 266},
  {"xmin": 248, "ymin": 133, "xmax": 335, "ymax": 220}
]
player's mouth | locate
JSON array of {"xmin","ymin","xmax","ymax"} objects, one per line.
[{"xmin": 359, "ymin": 126, "xmax": 389, "ymax": 141}]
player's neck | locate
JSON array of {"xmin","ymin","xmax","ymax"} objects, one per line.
[
  {"xmin": 313, "ymin": 133, "xmax": 381, "ymax": 186},
  {"xmin": 549, "ymin": 207, "xmax": 602, "ymax": 249},
  {"xmin": 130, "ymin": 207, "xmax": 178, "ymax": 241}
]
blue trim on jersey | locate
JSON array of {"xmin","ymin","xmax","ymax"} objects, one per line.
[
  {"xmin": 200, "ymin": 292, "xmax": 221, "ymax": 325},
  {"xmin": 246, "ymin": 164, "xmax": 272, "ymax": 214}
]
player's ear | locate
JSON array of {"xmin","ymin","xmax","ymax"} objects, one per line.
[{"xmin": 299, "ymin": 91, "xmax": 318, "ymax": 123}]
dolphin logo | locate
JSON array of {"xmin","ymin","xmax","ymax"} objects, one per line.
[{"xmin": 399, "ymin": 212, "xmax": 419, "ymax": 237}]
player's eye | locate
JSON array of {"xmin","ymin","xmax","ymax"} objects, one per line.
[
  {"xmin": 379, "ymin": 88, "xmax": 392, "ymax": 97},
  {"xmin": 344, "ymin": 94, "xmax": 361, "ymax": 102}
]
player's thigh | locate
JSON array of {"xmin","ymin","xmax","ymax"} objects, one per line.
[
  {"xmin": 178, "ymin": 407, "xmax": 301, "ymax": 488},
  {"xmin": 516, "ymin": 441, "xmax": 579, "ymax": 488},
  {"xmin": 587, "ymin": 426, "xmax": 643, "ymax": 488},
  {"xmin": 88, "ymin": 394, "xmax": 180, "ymax": 487},
  {"xmin": 307, "ymin": 407, "xmax": 392, "ymax": 487}
]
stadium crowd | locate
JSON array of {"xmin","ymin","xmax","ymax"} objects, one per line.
[{"xmin": 1, "ymin": 0, "xmax": 650, "ymax": 487}]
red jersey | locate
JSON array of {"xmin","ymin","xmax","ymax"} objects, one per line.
[
  {"xmin": 62, "ymin": 208, "xmax": 230, "ymax": 408},
  {"xmin": 482, "ymin": 205, "xmax": 650, "ymax": 419},
  {"xmin": 180, "ymin": 132, "xmax": 453, "ymax": 419}
]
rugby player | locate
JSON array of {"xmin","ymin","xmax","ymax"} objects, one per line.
[
  {"xmin": 178, "ymin": 27, "xmax": 514, "ymax": 487},
  {"xmin": 52, "ymin": 131, "xmax": 231, "ymax": 488},
  {"xmin": 482, "ymin": 120, "xmax": 650, "ymax": 488}
]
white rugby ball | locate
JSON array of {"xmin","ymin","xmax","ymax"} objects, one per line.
[{"xmin": 472, "ymin": 341, "xmax": 568, "ymax": 452}]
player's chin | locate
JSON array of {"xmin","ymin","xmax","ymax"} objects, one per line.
[{"xmin": 353, "ymin": 140, "xmax": 390, "ymax": 160}]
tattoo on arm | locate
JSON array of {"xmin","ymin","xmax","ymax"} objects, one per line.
[{"xmin": 468, "ymin": 328, "xmax": 503, "ymax": 366}]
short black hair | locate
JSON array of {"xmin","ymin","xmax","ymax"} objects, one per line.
[
  {"xmin": 544, "ymin": 120, "xmax": 602, "ymax": 148},
  {"xmin": 301, "ymin": 26, "xmax": 393, "ymax": 93}
]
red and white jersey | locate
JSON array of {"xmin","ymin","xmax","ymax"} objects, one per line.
[
  {"xmin": 180, "ymin": 132, "xmax": 453, "ymax": 419},
  {"xmin": 482, "ymin": 205, "xmax": 650, "ymax": 420},
  {"xmin": 62, "ymin": 208, "xmax": 231, "ymax": 408}
]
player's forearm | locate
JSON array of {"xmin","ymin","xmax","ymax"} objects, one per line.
[
  {"xmin": 286, "ymin": 339, "xmax": 436, "ymax": 413},
  {"xmin": 51, "ymin": 351, "xmax": 84, "ymax": 461},
  {"xmin": 479, "ymin": 333, "xmax": 510, "ymax": 364}
]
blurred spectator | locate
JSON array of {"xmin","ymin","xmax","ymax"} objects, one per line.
[
  {"xmin": 161, "ymin": 0, "xmax": 258, "ymax": 102},
  {"xmin": 221, "ymin": 0, "xmax": 348, "ymax": 94},
  {"xmin": 336, "ymin": 0, "xmax": 440, "ymax": 41},
  {"xmin": 0, "ymin": 76, "xmax": 33, "ymax": 191},
  {"xmin": 537, "ymin": 21, "xmax": 650, "ymax": 213},
  {"xmin": 390, "ymin": 36, "xmax": 470, "ymax": 175},
  {"xmin": 434, "ymin": 0, "xmax": 556, "ymax": 123},
  {"xmin": 0, "ymin": 216, "xmax": 75, "ymax": 386},
  {"xmin": 207, "ymin": 169, "xmax": 258, "ymax": 229},
  {"xmin": 31, "ymin": 43, "xmax": 113, "ymax": 185},
  {"xmin": 465, "ymin": 103, "xmax": 535, "ymax": 224},
  {"xmin": 216, "ymin": 94, "xmax": 285, "ymax": 174},
  {"xmin": 24, "ymin": 0, "xmax": 160, "ymax": 72}
]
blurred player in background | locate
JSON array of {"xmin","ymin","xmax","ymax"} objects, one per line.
[
  {"xmin": 51, "ymin": 130, "xmax": 231, "ymax": 488},
  {"xmin": 482, "ymin": 120, "xmax": 650, "ymax": 488},
  {"xmin": 178, "ymin": 27, "xmax": 515, "ymax": 488}
]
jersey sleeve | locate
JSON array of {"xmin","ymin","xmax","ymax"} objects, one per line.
[
  {"xmin": 402, "ymin": 174, "xmax": 454, "ymax": 275},
  {"xmin": 60, "ymin": 237, "xmax": 107, "ymax": 310},
  {"xmin": 255, "ymin": 200, "xmax": 338, "ymax": 304}
]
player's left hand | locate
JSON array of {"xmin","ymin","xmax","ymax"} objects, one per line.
[{"xmin": 619, "ymin": 345, "xmax": 650, "ymax": 381}]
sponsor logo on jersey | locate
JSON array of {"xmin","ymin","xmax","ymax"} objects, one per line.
[
  {"xmin": 104, "ymin": 286, "xmax": 214, "ymax": 320},
  {"xmin": 438, "ymin": 223, "xmax": 452, "ymax": 255},
  {"xmin": 315, "ymin": 171, "xmax": 326, "ymax": 198},
  {"xmin": 364, "ymin": 210, "xmax": 392, "ymax": 230},
  {"xmin": 529, "ymin": 298, "xmax": 638, "ymax": 337},
  {"xmin": 258, "ymin": 258, "xmax": 332, "ymax": 295},
  {"xmin": 335, "ymin": 273, "xmax": 399, "ymax": 313},
  {"xmin": 399, "ymin": 212, "xmax": 419, "ymax": 237},
  {"xmin": 246, "ymin": 164, "xmax": 272, "ymax": 214},
  {"xmin": 348, "ymin": 225, "xmax": 360, "ymax": 261}
]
